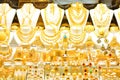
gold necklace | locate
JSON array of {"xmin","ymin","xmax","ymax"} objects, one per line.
[
  {"xmin": 117, "ymin": 9, "xmax": 120, "ymax": 22},
  {"xmin": 44, "ymin": 4, "xmax": 62, "ymax": 27},
  {"xmin": 17, "ymin": 27, "xmax": 36, "ymax": 43},
  {"xmin": 0, "ymin": 4, "xmax": 11, "ymax": 26},
  {"xmin": 69, "ymin": 31, "xmax": 86, "ymax": 44},
  {"xmin": 40, "ymin": 30, "xmax": 60, "ymax": 45},
  {"xmin": 93, "ymin": 4, "xmax": 110, "ymax": 27},
  {"xmin": 21, "ymin": 5, "xmax": 36, "ymax": 26},
  {"xmin": 68, "ymin": 4, "xmax": 87, "ymax": 27}
]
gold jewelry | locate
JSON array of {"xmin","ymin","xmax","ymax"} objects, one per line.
[
  {"xmin": 117, "ymin": 9, "xmax": 120, "ymax": 22},
  {"xmin": 68, "ymin": 3, "xmax": 87, "ymax": 27},
  {"xmin": 0, "ymin": 4, "xmax": 12, "ymax": 26},
  {"xmin": 94, "ymin": 29, "xmax": 109, "ymax": 43},
  {"xmin": 93, "ymin": 4, "xmax": 111, "ymax": 27},
  {"xmin": 85, "ymin": 36, "xmax": 94, "ymax": 48},
  {"xmin": 14, "ymin": 47, "xmax": 23, "ymax": 61},
  {"xmin": 44, "ymin": 4, "xmax": 62, "ymax": 27},
  {"xmin": 110, "ymin": 26, "xmax": 119, "ymax": 32},
  {"xmin": 84, "ymin": 25, "xmax": 95, "ymax": 32},
  {"xmin": 32, "ymin": 36, "xmax": 44, "ymax": 47},
  {"xmin": 0, "ymin": 43, "xmax": 12, "ymax": 59},
  {"xmin": 17, "ymin": 26, "xmax": 36, "ymax": 43},
  {"xmin": 40, "ymin": 30, "xmax": 60, "ymax": 45},
  {"xmin": 109, "ymin": 36, "xmax": 120, "ymax": 48},
  {"xmin": 0, "ymin": 24, "xmax": 10, "ymax": 43},
  {"xmin": 69, "ymin": 31, "xmax": 86, "ymax": 44},
  {"xmin": 21, "ymin": 4, "xmax": 36, "ymax": 26}
]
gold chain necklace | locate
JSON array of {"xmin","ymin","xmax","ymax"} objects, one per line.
[
  {"xmin": 44, "ymin": 4, "xmax": 62, "ymax": 27},
  {"xmin": 21, "ymin": 5, "xmax": 36, "ymax": 26},
  {"xmin": 117, "ymin": 9, "xmax": 120, "ymax": 21},
  {"xmin": 93, "ymin": 5, "xmax": 110, "ymax": 27},
  {"xmin": 40, "ymin": 30, "xmax": 60, "ymax": 45},
  {"xmin": 17, "ymin": 27, "xmax": 36, "ymax": 43},
  {"xmin": 0, "ymin": 4, "xmax": 11, "ymax": 26},
  {"xmin": 68, "ymin": 4, "xmax": 87, "ymax": 27},
  {"xmin": 69, "ymin": 31, "xmax": 86, "ymax": 44}
]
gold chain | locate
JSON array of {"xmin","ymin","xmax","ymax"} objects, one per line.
[
  {"xmin": 17, "ymin": 27, "xmax": 36, "ymax": 43},
  {"xmin": 0, "ymin": 4, "xmax": 11, "ymax": 26},
  {"xmin": 69, "ymin": 31, "xmax": 86, "ymax": 44},
  {"xmin": 118, "ymin": 9, "xmax": 120, "ymax": 21},
  {"xmin": 68, "ymin": 3, "xmax": 87, "ymax": 27},
  {"xmin": 40, "ymin": 30, "xmax": 60, "ymax": 45},
  {"xmin": 21, "ymin": 4, "xmax": 36, "ymax": 26},
  {"xmin": 44, "ymin": 4, "xmax": 62, "ymax": 27},
  {"xmin": 93, "ymin": 4, "xmax": 111, "ymax": 27}
]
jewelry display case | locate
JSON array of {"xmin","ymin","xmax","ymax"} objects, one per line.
[{"xmin": 0, "ymin": 0, "xmax": 120, "ymax": 80}]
